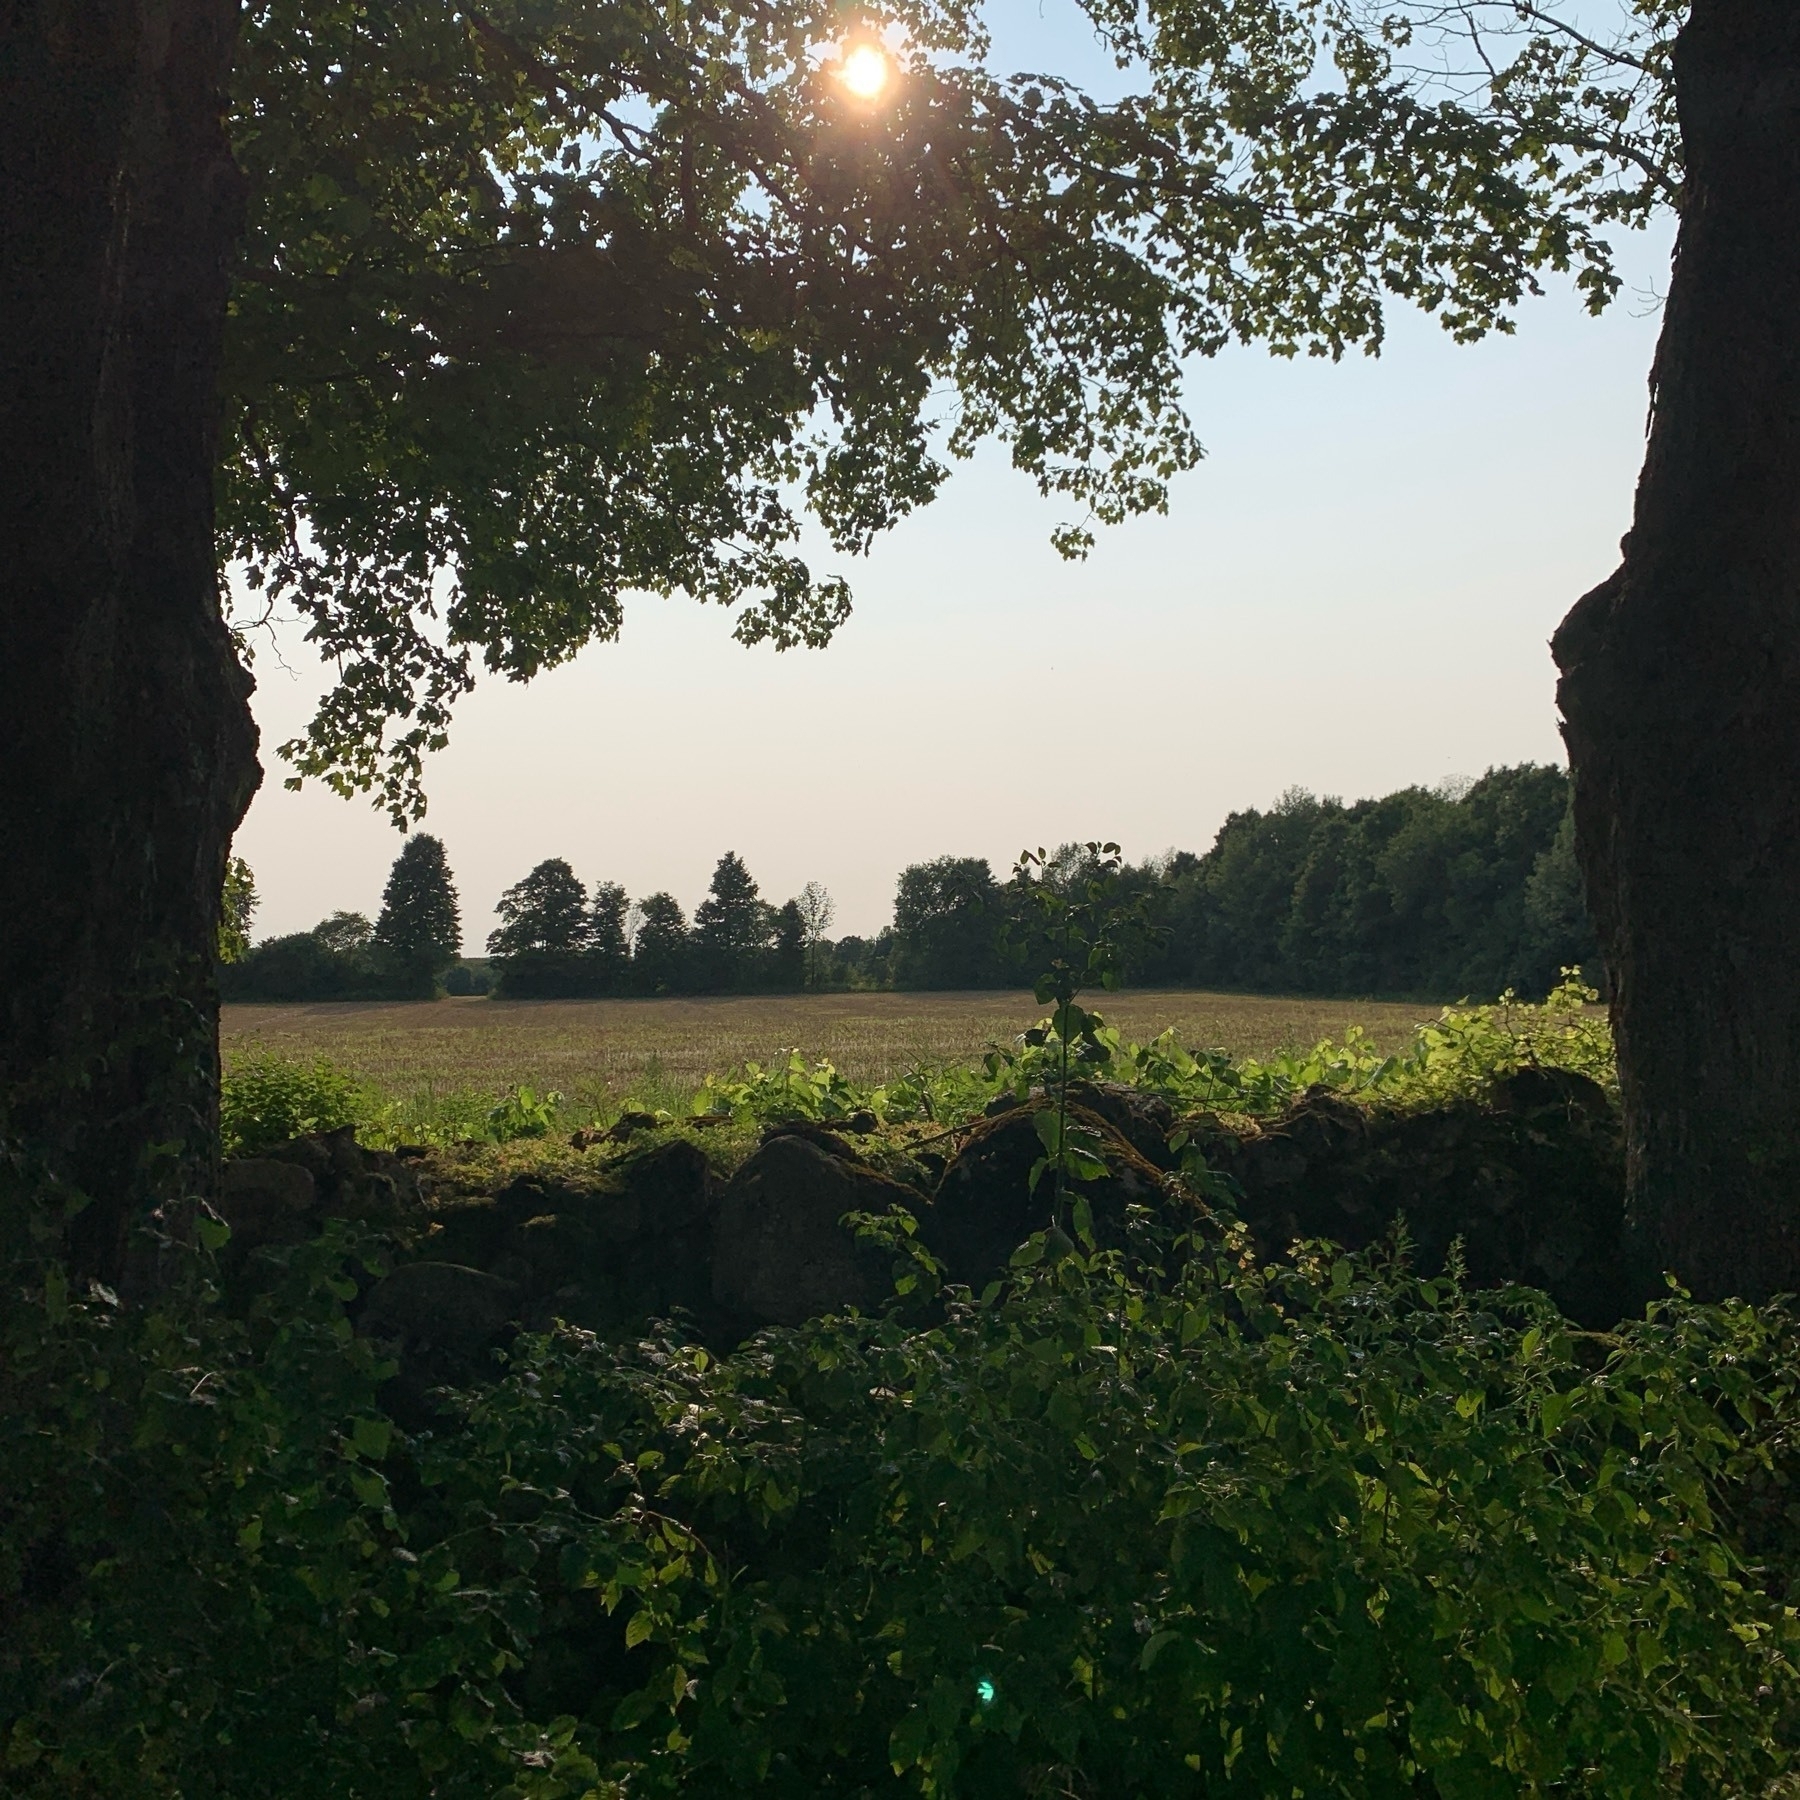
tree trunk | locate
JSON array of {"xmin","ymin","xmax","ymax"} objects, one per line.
[
  {"xmin": 0, "ymin": 1, "xmax": 259, "ymax": 1284},
  {"xmin": 1553, "ymin": 0, "xmax": 1800, "ymax": 1302}
]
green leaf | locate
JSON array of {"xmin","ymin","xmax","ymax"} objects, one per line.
[
  {"xmin": 350, "ymin": 1415, "xmax": 392, "ymax": 1460},
  {"xmin": 1010, "ymin": 1235, "xmax": 1047, "ymax": 1268},
  {"xmin": 349, "ymin": 1468, "xmax": 388, "ymax": 1509}
]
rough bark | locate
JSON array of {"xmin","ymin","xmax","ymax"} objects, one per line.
[
  {"xmin": 1553, "ymin": 0, "xmax": 1800, "ymax": 1301},
  {"xmin": 0, "ymin": 1, "xmax": 259, "ymax": 1283}
]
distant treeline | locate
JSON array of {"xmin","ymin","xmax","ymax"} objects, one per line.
[
  {"xmin": 871, "ymin": 764, "xmax": 1597, "ymax": 1000},
  {"xmin": 481, "ymin": 853, "xmax": 819, "ymax": 999},
  {"xmin": 222, "ymin": 764, "xmax": 1597, "ymax": 1003}
]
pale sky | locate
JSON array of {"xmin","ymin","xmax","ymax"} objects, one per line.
[{"xmin": 231, "ymin": 3, "xmax": 1675, "ymax": 951}]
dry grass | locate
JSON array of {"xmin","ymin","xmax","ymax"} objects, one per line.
[{"xmin": 222, "ymin": 989, "xmax": 1445, "ymax": 1112}]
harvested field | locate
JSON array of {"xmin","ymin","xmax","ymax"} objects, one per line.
[{"xmin": 222, "ymin": 988, "xmax": 1446, "ymax": 1112}]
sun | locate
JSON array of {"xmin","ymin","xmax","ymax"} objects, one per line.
[{"xmin": 838, "ymin": 42, "xmax": 892, "ymax": 101}]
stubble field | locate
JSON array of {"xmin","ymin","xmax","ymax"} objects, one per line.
[{"xmin": 222, "ymin": 988, "xmax": 1446, "ymax": 1113}]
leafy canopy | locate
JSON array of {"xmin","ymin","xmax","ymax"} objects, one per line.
[{"xmin": 225, "ymin": 1, "xmax": 1681, "ymax": 818}]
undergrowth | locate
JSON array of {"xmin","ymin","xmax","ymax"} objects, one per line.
[
  {"xmin": 15, "ymin": 979, "xmax": 1797, "ymax": 1796},
  {"xmin": 4, "ymin": 1209, "xmax": 1797, "ymax": 1797}
]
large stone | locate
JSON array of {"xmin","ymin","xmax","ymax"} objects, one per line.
[
  {"xmin": 1203, "ymin": 1084, "xmax": 1630, "ymax": 1325},
  {"xmin": 256, "ymin": 1127, "xmax": 423, "ymax": 1222},
  {"xmin": 219, "ymin": 1157, "xmax": 317, "ymax": 1250},
  {"xmin": 1230, "ymin": 1087, "xmax": 1369, "ymax": 1198},
  {"xmin": 712, "ymin": 1133, "xmax": 917, "ymax": 1329},
  {"xmin": 620, "ymin": 1137, "xmax": 718, "ymax": 1234},
  {"xmin": 360, "ymin": 1261, "xmax": 520, "ymax": 1360},
  {"xmin": 513, "ymin": 1138, "xmax": 723, "ymax": 1334},
  {"xmin": 419, "ymin": 1136, "xmax": 726, "ymax": 1340},
  {"xmin": 922, "ymin": 1102, "xmax": 1184, "ymax": 1290}
]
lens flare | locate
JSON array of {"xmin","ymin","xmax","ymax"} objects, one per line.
[{"xmin": 839, "ymin": 43, "xmax": 892, "ymax": 100}]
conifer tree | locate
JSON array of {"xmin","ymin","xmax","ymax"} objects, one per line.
[
  {"xmin": 693, "ymin": 852, "xmax": 769, "ymax": 992},
  {"xmin": 373, "ymin": 834, "xmax": 461, "ymax": 997}
]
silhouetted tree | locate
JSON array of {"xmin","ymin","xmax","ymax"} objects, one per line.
[
  {"xmin": 631, "ymin": 893, "xmax": 691, "ymax": 996},
  {"xmin": 891, "ymin": 857, "xmax": 1002, "ymax": 989},
  {"xmin": 314, "ymin": 912, "xmax": 374, "ymax": 958},
  {"xmin": 373, "ymin": 834, "xmax": 461, "ymax": 997},
  {"xmin": 693, "ymin": 852, "xmax": 769, "ymax": 991},
  {"xmin": 1522, "ymin": 812, "xmax": 1600, "ymax": 992},
  {"xmin": 220, "ymin": 912, "xmax": 378, "ymax": 1002},
  {"xmin": 772, "ymin": 900, "xmax": 805, "ymax": 991},
  {"xmin": 1130, "ymin": 767, "xmax": 1589, "ymax": 999},
  {"xmin": 488, "ymin": 859, "xmax": 592, "ymax": 998},
  {"xmin": 589, "ymin": 882, "xmax": 630, "ymax": 995}
]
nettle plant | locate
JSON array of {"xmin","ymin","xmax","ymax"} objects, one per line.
[{"xmin": 994, "ymin": 843, "xmax": 1166, "ymax": 1238}]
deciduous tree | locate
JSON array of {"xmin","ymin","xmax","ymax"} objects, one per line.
[
  {"xmin": 1, "ymin": 0, "xmax": 255, "ymax": 1276},
  {"xmin": 488, "ymin": 858, "xmax": 591, "ymax": 997},
  {"xmin": 892, "ymin": 857, "xmax": 1003, "ymax": 990},
  {"xmin": 218, "ymin": 858, "xmax": 258, "ymax": 965},
  {"xmin": 795, "ymin": 881, "xmax": 837, "ymax": 990},
  {"xmin": 630, "ymin": 893, "xmax": 692, "ymax": 996},
  {"xmin": 772, "ymin": 899, "xmax": 806, "ymax": 992}
]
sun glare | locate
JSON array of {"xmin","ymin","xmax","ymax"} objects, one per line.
[{"xmin": 838, "ymin": 42, "xmax": 892, "ymax": 101}]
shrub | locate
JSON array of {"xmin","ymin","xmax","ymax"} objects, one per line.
[
  {"xmin": 479, "ymin": 1238, "xmax": 1800, "ymax": 1798},
  {"xmin": 5, "ymin": 1215, "xmax": 1798, "ymax": 1798},
  {"xmin": 219, "ymin": 1053, "xmax": 372, "ymax": 1155},
  {"xmin": 484, "ymin": 1084, "xmax": 563, "ymax": 1141}
]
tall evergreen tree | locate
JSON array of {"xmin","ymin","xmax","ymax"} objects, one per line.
[
  {"xmin": 589, "ymin": 882, "xmax": 630, "ymax": 996},
  {"xmin": 631, "ymin": 893, "xmax": 691, "ymax": 996},
  {"xmin": 373, "ymin": 834, "xmax": 460, "ymax": 997},
  {"xmin": 487, "ymin": 859, "xmax": 591, "ymax": 998},
  {"xmin": 693, "ymin": 853, "xmax": 769, "ymax": 992}
]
